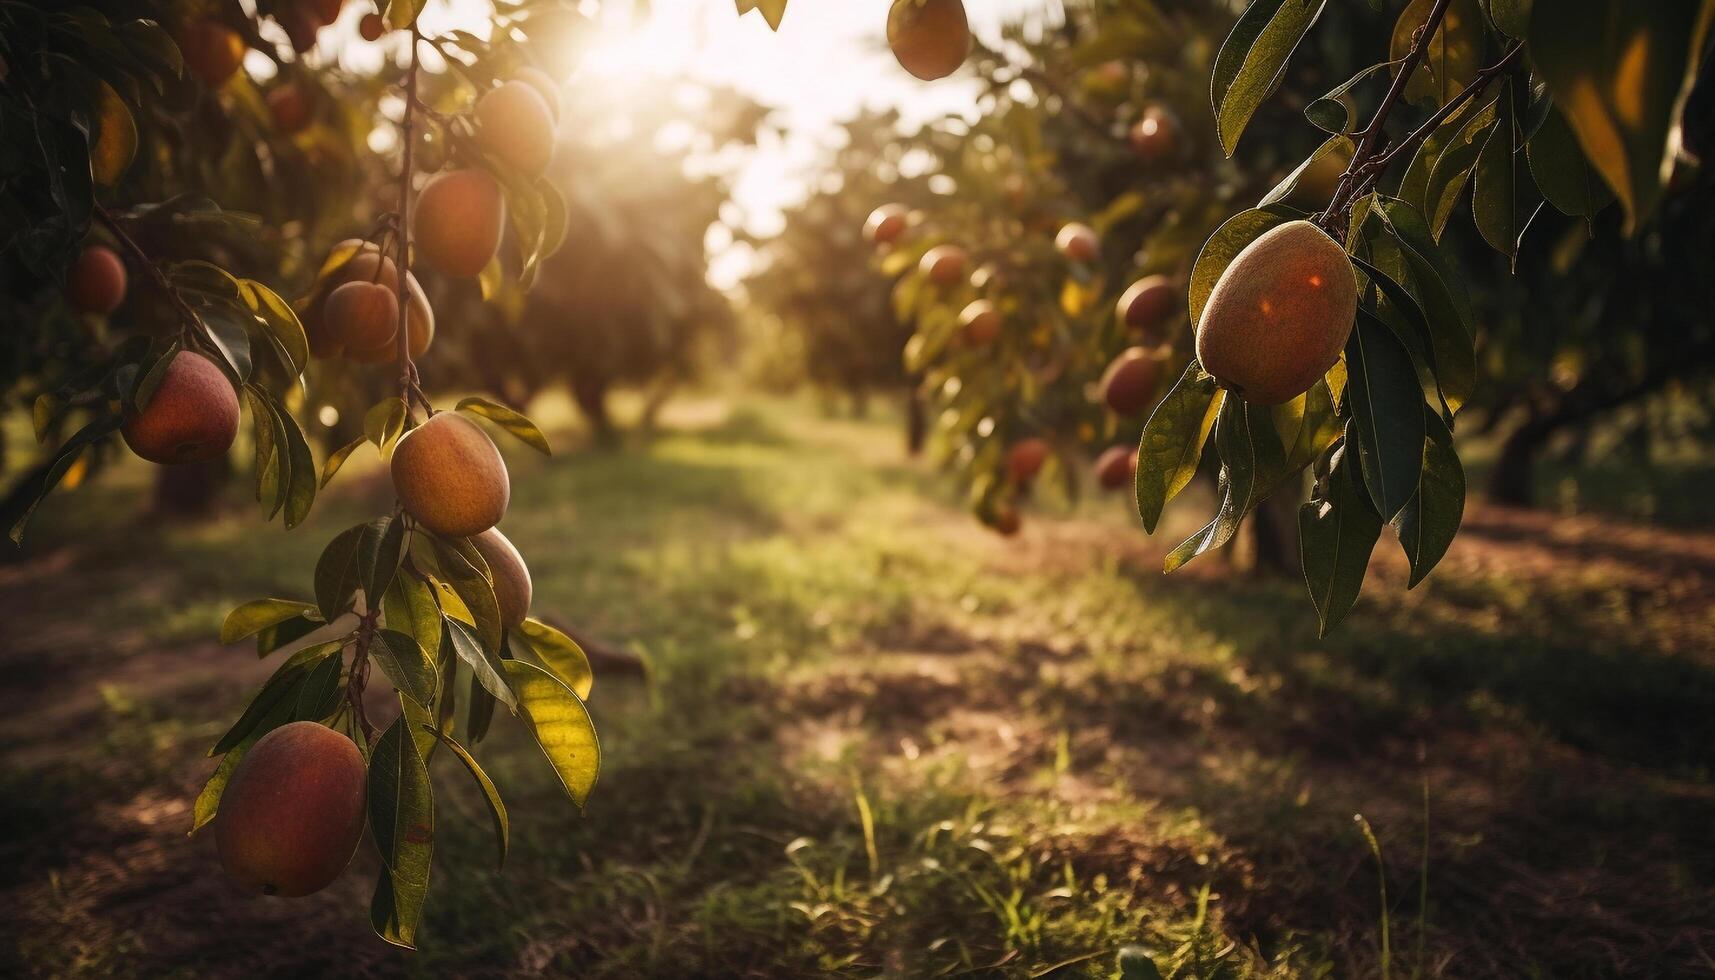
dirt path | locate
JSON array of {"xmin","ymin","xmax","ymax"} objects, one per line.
[{"xmin": 2, "ymin": 432, "xmax": 1713, "ymax": 977}]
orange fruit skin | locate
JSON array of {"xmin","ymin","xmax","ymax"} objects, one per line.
[
  {"xmin": 887, "ymin": 0, "xmax": 971, "ymax": 81},
  {"xmin": 919, "ymin": 244, "xmax": 968, "ymax": 286},
  {"xmin": 1094, "ymin": 445, "xmax": 1138, "ymax": 490},
  {"xmin": 324, "ymin": 280, "xmax": 400, "ymax": 351},
  {"xmin": 415, "ymin": 169, "xmax": 506, "ymax": 279},
  {"xmin": 991, "ymin": 505, "xmax": 1021, "ymax": 537},
  {"xmin": 177, "ymin": 19, "xmax": 246, "ymax": 87},
  {"xmin": 470, "ymin": 526, "xmax": 533, "ymax": 628},
  {"xmin": 66, "ymin": 245, "xmax": 127, "ymax": 314},
  {"xmin": 122, "ymin": 351, "xmax": 240, "ymax": 464},
  {"xmin": 1005, "ymin": 437, "xmax": 1050, "ymax": 483},
  {"xmin": 304, "ymin": 241, "xmax": 434, "ymax": 361},
  {"xmin": 864, "ymin": 204, "xmax": 909, "ymax": 246},
  {"xmin": 267, "ymin": 83, "xmax": 313, "ymax": 134},
  {"xmin": 958, "ymin": 299, "xmax": 1001, "ymax": 346},
  {"xmin": 215, "ymin": 721, "xmax": 367, "ymax": 898},
  {"xmin": 1055, "ymin": 223, "xmax": 1100, "ymax": 264},
  {"xmin": 1194, "ymin": 220, "xmax": 1357, "ymax": 405},
  {"xmin": 1117, "ymin": 275, "xmax": 1177, "ymax": 339},
  {"xmin": 390, "ymin": 412, "xmax": 511, "ymax": 537},
  {"xmin": 476, "ymin": 81, "xmax": 557, "ymax": 178},
  {"xmin": 1129, "ymin": 105, "xmax": 1180, "ymax": 166},
  {"xmin": 1100, "ymin": 347, "xmax": 1160, "ymax": 416},
  {"xmin": 513, "ymin": 66, "xmax": 563, "ymax": 123}
]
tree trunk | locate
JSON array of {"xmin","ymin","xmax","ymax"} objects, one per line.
[
  {"xmin": 905, "ymin": 385, "xmax": 927, "ymax": 456},
  {"xmin": 1488, "ymin": 420, "xmax": 1551, "ymax": 506},
  {"xmin": 152, "ymin": 458, "xmax": 230, "ymax": 518},
  {"xmin": 570, "ymin": 373, "xmax": 614, "ymax": 443}
]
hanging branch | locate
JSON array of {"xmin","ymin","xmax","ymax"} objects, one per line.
[{"xmin": 92, "ymin": 203, "xmax": 211, "ymax": 349}]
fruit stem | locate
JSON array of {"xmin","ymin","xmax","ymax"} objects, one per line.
[
  {"xmin": 347, "ymin": 613, "xmax": 380, "ymax": 748},
  {"xmin": 1314, "ymin": 0, "xmax": 1462, "ymax": 237},
  {"xmin": 92, "ymin": 203, "xmax": 213, "ymax": 352},
  {"xmin": 393, "ymin": 21, "xmax": 428, "ymax": 418}
]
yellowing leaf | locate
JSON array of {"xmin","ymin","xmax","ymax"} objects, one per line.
[{"xmin": 91, "ymin": 81, "xmax": 137, "ymax": 186}]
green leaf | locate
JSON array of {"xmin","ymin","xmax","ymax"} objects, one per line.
[
  {"xmin": 221, "ymin": 599, "xmax": 318, "ymax": 645},
  {"xmin": 1489, "ymin": 0, "xmax": 1532, "ymax": 38},
  {"xmin": 1134, "ymin": 363, "xmax": 1223, "ymax": 534},
  {"xmin": 423, "ymin": 726, "xmax": 509, "ymax": 867},
  {"xmin": 1210, "ymin": 0, "xmax": 1330, "ymax": 156},
  {"xmin": 364, "ymin": 515, "xmax": 407, "ymax": 603},
  {"xmin": 271, "ymin": 392, "xmax": 318, "ymax": 529},
  {"xmin": 1349, "ymin": 254, "xmax": 1447, "ymax": 417},
  {"xmin": 1528, "ymin": 105, "xmax": 1613, "ymax": 218},
  {"xmin": 1392, "ymin": 407, "xmax": 1465, "ymax": 587},
  {"xmin": 242, "ymin": 386, "xmax": 285, "ymax": 518},
  {"xmin": 1164, "ymin": 397, "xmax": 1270, "ymax": 572},
  {"xmin": 5, "ymin": 413, "xmax": 124, "ymax": 545},
  {"xmin": 444, "ymin": 619, "xmax": 517, "ymax": 711},
  {"xmin": 501, "ymin": 659, "xmax": 600, "ymax": 809},
  {"xmin": 368, "ymin": 714, "xmax": 434, "ymax": 949},
  {"xmin": 371, "ymin": 629, "xmax": 438, "ymax": 709},
  {"xmin": 1261, "ymin": 135, "xmax": 1354, "ymax": 206},
  {"xmin": 1299, "ymin": 436, "xmax": 1384, "ymax": 635},
  {"xmin": 455, "ymin": 397, "xmax": 551, "ymax": 455},
  {"xmin": 255, "ymin": 613, "xmax": 322, "ymax": 659},
  {"xmin": 209, "ymin": 642, "xmax": 342, "ymax": 756},
  {"xmin": 1423, "ymin": 95, "xmax": 1501, "ymax": 238},
  {"xmin": 1472, "ymin": 80, "xmax": 1520, "ymax": 263},
  {"xmin": 1305, "ymin": 64, "xmax": 1393, "ymax": 135},
  {"xmin": 517, "ymin": 618, "xmax": 594, "ymax": 700},
  {"xmin": 1345, "ymin": 309, "xmax": 1427, "ymax": 521},
  {"xmin": 1188, "ymin": 207, "xmax": 1296, "ymax": 327},
  {"xmin": 467, "ymin": 670, "xmax": 497, "ymax": 745},
  {"xmin": 293, "ymin": 649, "xmax": 345, "ymax": 721},
  {"xmin": 239, "ymin": 279, "xmax": 310, "ymax": 377},
  {"xmin": 1369, "ymin": 198, "xmax": 1477, "ymax": 410},
  {"xmin": 365, "ymin": 398, "xmax": 408, "ymax": 455},
  {"xmin": 1529, "ymin": 0, "xmax": 1714, "ymax": 229},
  {"xmin": 316, "ymin": 521, "xmax": 384, "ymax": 621},
  {"xmin": 383, "ymin": 572, "xmax": 444, "ymax": 663},
  {"xmin": 321, "ymin": 437, "xmax": 368, "ymax": 489},
  {"xmin": 432, "ymin": 536, "xmax": 504, "ymax": 653},
  {"xmin": 90, "ymin": 80, "xmax": 136, "ymax": 186}
]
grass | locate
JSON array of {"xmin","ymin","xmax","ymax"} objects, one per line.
[{"xmin": 2, "ymin": 395, "xmax": 1712, "ymax": 978}]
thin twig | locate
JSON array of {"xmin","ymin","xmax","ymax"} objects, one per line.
[
  {"xmin": 1362, "ymin": 43, "xmax": 1525, "ymax": 177},
  {"xmin": 395, "ymin": 22, "xmax": 422, "ymax": 412},
  {"xmin": 92, "ymin": 203, "xmax": 208, "ymax": 347}
]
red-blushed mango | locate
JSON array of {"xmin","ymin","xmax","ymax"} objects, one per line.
[
  {"xmin": 215, "ymin": 721, "xmax": 366, "ymax": 897},
  {"xmin": 513, "ymin": 66, "xmax": 563, "ymax": 123},
  {"xmin": 1117, "ymin": 275, "xmax": 1177, "ymax": 339},
  {"xmin": 66, "ymin": 245, "xmax": 127, "ymax": 314},
  {"xmin": 958, "ymin": 299, "xmax": 1000, "ymax": 346},
  {"xmin": 1195, "ymin": 220, "xmax": 1357, "ymax": 405},
  {"xmin": 470, "ymin": 526, "xmax": 532, "ymax": 628},
  {"xmin": 887, "ymin": 0, "xmax": 970, "ymax": 81},
  {"xmin": 304, "ymin": 241, "xmax": 434, "ymax": 361},
  {"xmin": 391, "ymin": 412, "xmax": 510, "ymax": 537},
  {"xmin": 177, "ymin": 19, "xmax": 245, "ymax": 87},
  {"xmin": 477, "ymin": 81, "xmax": 556, "ymax": 178},
  {"xmin": 1005, "ymin": 437, "xmax": 1050, "ymax": 483},
  {"xmin": 415, "ymin": 169, "xmax": 506, "ymax": 278},
  {"xmin": 919, "ymin": 244, "xmax": 968, "ymax": 286},
  {"xmin": 324, "ymin": 280, "xmax": 398, "ymax": 352},
  {"xmin": 1100, "ymin": 347, "xmax": 1160, "ymax": 415},
  {"xmin": 991, "ymin": 504, "xmax": 1021, "ymax": 537},
  {"xmin": 358, "ymin": 12, "xmax": 385, "ymax": 41},
  {"xmin": 266, "ymin": 83, "xmax": 312, "ymax": 135},
  {"xmin": 864, "ymin": 204, "xmax": 909, "ymax": 246},
  {"xmin": 1055, "ymin": 222, "xmax": 1100, "ymax": 264},
  {"xmin": 122, "ymin": 351, "xmax": 239, "ymax": 464},
  {"xmin": 1129, "ymin": 105, "xmax": 1180, "ymax": 166},
  {"xmin": 1094, "ymin": 445, "xmax": 1138, "ymax": 490}
]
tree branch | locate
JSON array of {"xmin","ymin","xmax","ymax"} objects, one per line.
[{"xmin": 92, "ymin": 203, "xmax": 209, "ymax": 349}]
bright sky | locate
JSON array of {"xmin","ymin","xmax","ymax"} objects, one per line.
[{"xmin": 306, "ymin": 0, "xmax": 1061, "ymax": 289}]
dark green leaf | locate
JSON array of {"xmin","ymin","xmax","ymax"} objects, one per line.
[
  {"xmin": 221, "ymin": 598, "xmax": 318, "ymax": 645},
  {"xmin": 1211, "ymin": 0, "xmax": 1330, "ymax": 156},
  {"xmin": 364, "ymin": 515, "xmax": 407, "ymax": 603},
  {"xmin": 1299, "ymin": 436, "xmax": 1384, "ymax": 635},
  {"xmin": 383, "ymin": 572, "xmax": 444, "ymax": 662},
  {"xmin": 293, "ymin": 650, "xmax": 345, "ymax": 721},
  {"xmin": 1472, "ymin": 80, "xmax": 1520, "ymax": 262},
  {"xmin": 321, "ymin": 437, "xmax": 368, "ymax": 489},
  {"xmin": 209, "ymin": 642, "xmax": 341, "ymax": 756},
  {"xmin": 316, "ymin": 522, "xmax": 383, "ymax": 621},
  {"xmin": 1345, "ymin": 309, "xmax": 1427, "ymax": 520},
  {"xmin": 368, "ymin": 714, "xmax": 433, "ymax": 949},
  {"xmin": 1135, "ymin": 363, "xmax": 1223, "ymax": 534},
  {"xmin": 444, "ymin": 619, "xmax": 516, "ymax": 710},
  {"xmin": 371, "ymin": 629, "xmax": 438, "ymax": 709},
  {"xmin": 1528, "ymin": 104, "xmax": 1613, "ymax": 218},
  {"xmin": 423, "ymin": 726, "xmax": 509, "ymax": 867},
  {"xmin": 1165, "ymin": 397, "xmax": 1265, "ymax": 572},
  {"xmin": 1392, "ymin": 407, "xmax": 1465, "ymax": 586}
]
